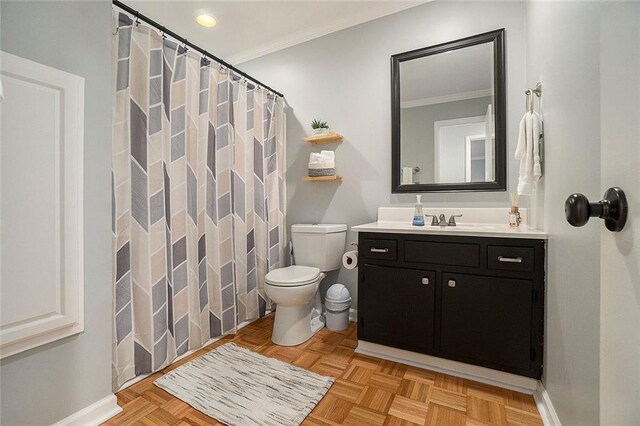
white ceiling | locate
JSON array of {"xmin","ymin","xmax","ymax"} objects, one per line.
[
  {"xmin": 400, "ymin": 42, "xmax": 493, "ymax": 103},
  {"xmin": 124, "ymin": 1, "xmax": 426, "ymax": 65}
]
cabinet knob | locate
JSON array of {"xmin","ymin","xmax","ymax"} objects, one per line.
[
  {"xmin": 448, "ymin": 280, "xmax": 456, "ymax": 288},
  {"xmin": 421, "ymin": 277, "xmax": 430, "ymax": 285}
]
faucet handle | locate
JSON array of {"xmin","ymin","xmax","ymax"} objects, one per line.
[
  {"xmin": 448, "ymin": 214, "xmax": 463, "ymax": 226},
  {"xmin": 425, "ymin": 214, "xmax": 439, "ymax": 226}
]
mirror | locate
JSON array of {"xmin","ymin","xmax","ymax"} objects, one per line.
[{"xmin": 391, "ymin": 29, "xmax": 506, "ymax": 193}]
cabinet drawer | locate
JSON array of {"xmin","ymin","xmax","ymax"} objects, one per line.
[
  {"xmin": 404, "ymin": 241, "xmax": 480, "ymax": 267},
  {"xmin": 488, "ymin": 246, "xmax": 534, "ymax": 272},
  {"xmin": 361, "ymin": 238, "xmax": 397, "ymax": 261}
]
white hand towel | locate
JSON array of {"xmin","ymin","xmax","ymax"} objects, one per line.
[
  {"xmin": 309, "ymin": 152, "xmax": 323, "ymax": 163},
  {"xmin": 309, "ymin": 150, "xmax": 335, "ymax": 167},
  {"xmin": 515, "ymin": 111, "xmax": 543, "ymax": 195},
  {"xmin": 402, "ymin": 167, "xmax": 413, "ymax": 184},
  {"xmin": 308, "ymin": 161, "xmax": 334, "ymax": 170},
  {"xmin": 320, "ymin": 150, "xmax": 334, "ymax": 163}
]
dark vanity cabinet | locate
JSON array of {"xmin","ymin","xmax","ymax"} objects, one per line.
[
  {"xmin": 357, "ymin": 232, "xmax": 545, "ymax": 379},
  {"xmin": 359, "ymin": 265, "xmax": 436, "ymax": 353}
]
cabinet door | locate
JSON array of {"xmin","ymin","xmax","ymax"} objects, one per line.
[
  {"xmin": 440, "ymin": 273, "xmax": 532, "ymax": 371},
  {"xmin": 359, "ymin": 265, "xmax": 435, "ymax": 353}
]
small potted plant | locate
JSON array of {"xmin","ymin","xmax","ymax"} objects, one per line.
[{"xmin": 311, "ymin": 119, "xmax": 330, "ymax": 135}]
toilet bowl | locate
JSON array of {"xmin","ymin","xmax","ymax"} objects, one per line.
[
  {"xmin": 264, "ymin": 223, "xmax": 347, "ymax": 346},
  {"xmin": 265, "ymin": 265, "xmax": 326, "ymax": 346}
]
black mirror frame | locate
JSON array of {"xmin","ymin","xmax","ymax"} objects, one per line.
[{"xmin": 391, "ymin": 29, "xmax": 506, "ymax": 193}]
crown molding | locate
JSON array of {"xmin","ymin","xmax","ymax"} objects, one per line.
[
  {"xmin": 231, "ymin": 1, "xmax": 429, "ymax": 65},
  {"xmin": 401, "ymin": 89, "xmax": 492, "ymax": 109}
]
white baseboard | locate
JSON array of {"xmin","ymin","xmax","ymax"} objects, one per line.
[
  {"xmin": 52, "ymin": 394, "xmax": 122, "ymax": 426},
  {"xmin": 534, "ymin": 383, "xmax": 561, "ymax": 426},
  {"xmin": 356, "ymin": 340, "xmax": 538, "ymax": 394},
  {"xmin": 349, "ymin": 308, "xmax": 358, "ymax": 323}
]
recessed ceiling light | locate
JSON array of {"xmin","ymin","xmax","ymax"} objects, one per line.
[{"xmin": 196, "ymin": 14, "xmax": 217, "ymax": 28}]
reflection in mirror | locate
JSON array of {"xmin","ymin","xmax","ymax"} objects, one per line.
[{"xmin": 391, "ymin": 30, "xmax": 506, "ymax": 193}]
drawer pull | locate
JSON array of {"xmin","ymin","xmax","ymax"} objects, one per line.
[
  {"xmin": 448, "ymin": 280, "xmax": 456, "ymax": 288},
  {"xmin": 498, "ymin": 256, "xmax": 523, "ymax": 263},
  {"xmin": 370, "ymin": 247, "xmax": 389, "ymax": 253},
  {"xmin": 421, "ymin": 277, "xmax": 430, "ymax": 285}
]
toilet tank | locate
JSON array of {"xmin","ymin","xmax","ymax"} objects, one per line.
[{"xmin": 291, "ymin": 224, "xmax": 347, "ymax": 272}]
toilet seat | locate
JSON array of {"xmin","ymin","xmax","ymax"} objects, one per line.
[{"xmin": 265, "ymin": 265, "xmax": 321, "ymax": 287}]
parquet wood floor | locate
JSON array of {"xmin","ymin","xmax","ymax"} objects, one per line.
[{"xmin": 107, "ymin": 314, "xmax": 543, "ymax": 425}]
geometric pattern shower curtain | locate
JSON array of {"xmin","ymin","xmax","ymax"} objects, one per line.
[{"xmin": 111, "ymin": 13, "xmax": 286, "ymax": 389}]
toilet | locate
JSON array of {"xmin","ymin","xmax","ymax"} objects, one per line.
[{"xmin": 264, "ymin": 224, "xmax": 347, "ymax": 346}]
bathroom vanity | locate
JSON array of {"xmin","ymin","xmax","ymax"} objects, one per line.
[{"xmin": 352, "ymin": 208, "xmax": 547, "ymax": 390}]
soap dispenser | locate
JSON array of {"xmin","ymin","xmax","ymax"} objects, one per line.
[{"xmin": 412, "ymin": 195, "xmax": 425, "ymax": 226}]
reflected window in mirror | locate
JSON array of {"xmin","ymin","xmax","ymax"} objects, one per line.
[{"xmin": 391, "ymin": 29, "xmax": 506, "ymax": 193}]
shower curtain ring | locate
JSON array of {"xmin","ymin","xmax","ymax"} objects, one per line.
[{"xmin": 134, "ymin": 11, "xmax": 140, "ymax": 27}]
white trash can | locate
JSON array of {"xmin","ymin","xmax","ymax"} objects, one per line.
[{"xmin": 325, "ymin": 284, "xmax": 352, "ymax": 331}]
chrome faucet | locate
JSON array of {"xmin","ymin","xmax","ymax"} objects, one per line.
[
  {"xmin": 425, "ymin": 214, "xmax": 463, "ymax": 226},
  {"xmin": 447, "ymin": 214, "xmax": 463, "ymax": 226},
  {"xmin": 424, "ymin": 214, "xmax": 440, "ymax": 226}
]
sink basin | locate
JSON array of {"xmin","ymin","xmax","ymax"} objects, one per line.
[
  {"xmin": 446, "ymin": 224, "xmax": 498, "ymax": 230},
  {"xmin": 414, "ymin": 223, "xmax": 500, "ymax": 230}
]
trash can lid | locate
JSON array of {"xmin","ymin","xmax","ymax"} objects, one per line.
[
  {"xmin": 326, "ymin": 283, "xmax": 351, "ymax": 301},
  {"xmin": 325, "ymin": 299, "xmax": 351, "ymax": 310}
]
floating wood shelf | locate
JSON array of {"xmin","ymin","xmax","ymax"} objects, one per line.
[
  {"xmin": 304, "ymin": 133, "xmax": 343, "ymax": 144},
  {"xmin": 303, "ymin": 175, "xmax": 343, "ymax": 182}
]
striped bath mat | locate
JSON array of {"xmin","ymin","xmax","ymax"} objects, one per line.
[{"xmin": 154, "ymin": 343, "xmax": 334, "ymax": 425}]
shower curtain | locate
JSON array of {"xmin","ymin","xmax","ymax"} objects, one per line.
[{"xmin": 112, "ymin": 13, "xmax": 286, "ymax": 389}]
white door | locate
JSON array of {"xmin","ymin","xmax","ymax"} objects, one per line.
[
  {"xmin": 598, "ymin": 6, "xmax": 640, "ymax": 423},
  {"xmin": 0, "ymin": 52, "xmax": 85, "ymax": 358}
]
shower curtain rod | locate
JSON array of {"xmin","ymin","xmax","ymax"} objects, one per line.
[{"xmin": 112, "ymin": 0, "xmax": 284, "ymax": 98}]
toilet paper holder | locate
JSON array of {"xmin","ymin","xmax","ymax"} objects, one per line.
[{"xmin": 343, "ymin": 243, "xmax": 359, "ymax": 270}]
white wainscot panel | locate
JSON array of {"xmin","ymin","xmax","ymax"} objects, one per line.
[{"xmin": 1, "ymin": 51, "xmax": 84, "ymax": 358}]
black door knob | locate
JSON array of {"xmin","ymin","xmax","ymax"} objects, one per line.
[
  {"xmin": 565, "ymin": 187, "xmax": 628, "ymax": 232},
  {"xmin": 565, "ymin": 193, "xmax": 592, "ymax": 227}
]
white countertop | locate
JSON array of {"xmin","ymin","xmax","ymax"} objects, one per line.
[
  {"xmin": 351, "ymin": 207, "xmax": 548, "ymax": 239},
  {"xmin": 351, "ymin": 221, "xmax": 547, "ymax": 239}
]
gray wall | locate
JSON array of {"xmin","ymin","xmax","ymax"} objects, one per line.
[
  {"xmin": 599, "ymin": 3, "xmax": 640, "ymax": 424},
  {"xmin": 0, "ymin": 2, "xmax": 114, "ymax": 424},
  {"xmin": 400, "ymin": 96, "xmax": 492, "ymax": 184},
  {"xmin": 242, "ymin": 1, "xmax": 527, "ymax": 303}
]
